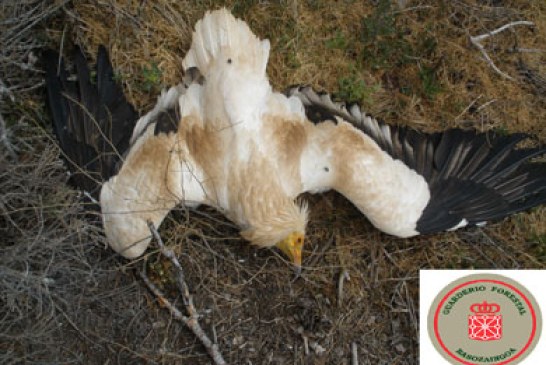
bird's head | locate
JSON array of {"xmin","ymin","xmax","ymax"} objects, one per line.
[{"xmin": 240, "ymin": 199, "xmax": 308, "ymax": 270}]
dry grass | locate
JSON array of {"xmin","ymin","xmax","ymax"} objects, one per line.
[{"xmin": 1, "ymin": 0, "xmax": 545, "ymax": 364}]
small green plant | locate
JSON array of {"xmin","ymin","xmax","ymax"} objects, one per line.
[
  {"xmin": 112, "ymin": 72, "xmax": 123, "ymax": 84},
  {"xmin": 142, "ymin": 62, "xmax": 162, "ymax": 92},
  {"xmin": 535, "ymin": 234, "xmax": 546, "ymax": 245},
  {"xmin": 361, "ymin": 0, "xmax": 396, "ymax": 41},
  {"xmin": 419, "ymin": 65, "xmax": 442, "ymax": 100},
  {"xmin": 493, "ymin": 126, "xmax": 510, "ymax": 136},
  {"xmin": 325, "ymin": 31, "xmax": 348, "ymax": 50},
  {"xmin": 360, "ymin": 0, "xmax": 414, "ymax": 69},
  {"xmin": 232, "ymin": 0, "xmax": 257, "ymax": 17},
  {"xmin": 275, "ymin": 19, "xmax": 301, "ymax": 69},
  {"xmin": 527, "ymin": 233, "xmax": 546, "ymax": 262},
  {"xmin": 338, "ymin": 76, "xmax": 367, "ymax": 102},
  {"xmin": 419, "ymin": 35, "xmax": 438, "ymax": 58},
  {"xmin": 286, "ymin": 50, "xmax": 301, "ymax": 69},
  {"xmin": 337, "ymin": 65, "xmax": 380, "ymax": 104},
  {"xmin": 92, "ymin": 70, "xmax": 122, "ymax": 86}
]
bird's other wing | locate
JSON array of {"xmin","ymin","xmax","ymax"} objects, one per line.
[
  {"xmin": 100, "ymin": 77, "xmax": 210, "ymax": 258},
  {"xmin": 45, "ymin": 46, "xmax": 209, "ymax": 258},
  {"xmin": 43, "ymin": 46, "xmax": 137, "ymax": 197},
  {"xmin": 288, "ymin": 86, "xmax": 546, "ymax": 237}
]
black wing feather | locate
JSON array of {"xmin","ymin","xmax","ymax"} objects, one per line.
[{"xmin": 44, "ymin": 47, "xmax": 138, "ymax": 197}]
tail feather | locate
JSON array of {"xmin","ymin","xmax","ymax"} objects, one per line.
[
  {"xmin": 182, "ymin": 8, "xmax": 270, "ymax": 77},
  {"xmin": 44, "ymin": 46, "xmax": 137, "ymax": 197}
]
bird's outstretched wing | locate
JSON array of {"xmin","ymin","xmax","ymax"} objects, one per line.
[
  {"xmin": 287, "ymin": 86, "xmax": 546, "ymax": 236},
  {"xmin": 44, "ymin": 47, "xmax": 208, "ymax": 258},
  {"xmin": 44, "ymin": 46, "xmax": 137, "ymax": 197}
]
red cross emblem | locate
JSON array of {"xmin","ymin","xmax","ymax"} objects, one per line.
[{"xmin": 468, "ymin": 301, "xmax": 502, "ymax": 341}]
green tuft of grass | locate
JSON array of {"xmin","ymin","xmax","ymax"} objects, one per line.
[
  {"xmin": 336, "ymin": 65, "xmax": 380, "ymax": 104},
  {"xmin": 112, "ymin": 72, "xmax": 123, "ymax": 84},
  {"xmin": 360, "ymin": 0, "xmax": 414, "ymax": 69},
  {"xmin": 527, "ymin": 233, "xmax": 546, "ymax": 263},
  {"xmin": 231, "ymin": 0, "xmax": 257, "ymax": 18},
  {"xmin": 419, "ymin": 65, "xmax": 442, "ymax": 100},
  {"xmin": 359, "ymin": 1, "xmax": 443, "ymax": 100},
  {"xmin": 494, "ymin": 126, "xmax": 510, "ymax": 136},
  {"xmin": 361, "ymin": 0, "xmax": 396, "ymax": 41},
  {"xmin": 338, "ymin": 76, "xmax": 367, "ymax": 102},
  {"xmin": 141, "ymin": 62, "xmax": 162, "ymax": 92},
  {"xmin": 325, "ymin": 31, "xmax": 348, "ymax": 50}
]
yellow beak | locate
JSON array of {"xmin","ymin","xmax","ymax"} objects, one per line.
[{"xmin": 276, "ymin": 232, "xmax": 304, "ymax": 268}]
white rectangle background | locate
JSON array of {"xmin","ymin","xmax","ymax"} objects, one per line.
[{"xmin": 420, "ymin": 270, "xmax": 546, "ymax": 364}]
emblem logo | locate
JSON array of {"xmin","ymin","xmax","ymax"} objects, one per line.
[
  {"xmin": 427, "ymin": 273, "xmax": 542, "ymax": 365},
  {"xmin": 468, "ymin": 301, "xmax": 502, "ymax": 341}
]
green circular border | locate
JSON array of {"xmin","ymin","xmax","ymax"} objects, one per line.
[{"xmin": 427, "ymin": 273, "xmax": 542, "ymax": 365}]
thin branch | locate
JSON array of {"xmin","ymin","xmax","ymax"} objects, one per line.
[
  {"xmin": 0, "ymin": 78, "xmax": 15, "ymax": 102},
  {"xmin": 147, "ymin": 221, "xmax": 192, "ymax": 310},
  {"xmin": 0, "ymin": 112, "xmax": 18, "ymax": 160},
  {"xmin": 337, "ymin": 268, "xmax": 350, "ymax": 308},
  {"xmin": 471, "ymin": 21, "xmax": 534, "ymax": 43},
  {"xmin": 351, "ymin": 342, "xmax": 358, "ymax": 365},
  {"xmin": 513, "ymin": 47, "xmax": 545, "ymax": 54},
  {"xmin": 141, "ymin": 221, "xmax": 227, "ymax": 365},
  {"xmin": 469, "ymin": 21, "xmax": 534, "ymax": 81}
]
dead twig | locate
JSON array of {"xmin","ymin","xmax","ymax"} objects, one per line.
[
  {"xmin": 0, "ymin": 112, "xmax": 18, "ymax": 159},
  {"xmin": 296, "ymin": 326, "xmax": 326, "ymax": 357},
  {"xmin": 351, "ymin": 342, "xmax": 358, "ymax": 365},
  {"xmin": 337, "ymin": 268, "xmax": 350, "ymax": 308},
  {"xmin": 470, "ymin": 21, "xmax": 534, "ymax": 80},
  {"xmin": 306, "ymin": 232, "xmax": 335, "ymax": 268},
  {"xmin": 141, "ymin": 221, "xmax": 227, "ymax": 365}
]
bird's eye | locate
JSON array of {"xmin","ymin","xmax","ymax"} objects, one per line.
[{"xmin": 296, "ymin": 237, "xmax": 303, "ymax": 244}]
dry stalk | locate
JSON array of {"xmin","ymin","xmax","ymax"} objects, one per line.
[
  {"xmin": 0, "ymin": 112, "xmax": 17, "ymax": 159},
  {"xmin": 351, "ymin": 342, "xmax": 358, "ymax": 365},
  {"xmin": 141, "ymin": 221, "xmax": 227, "ymax": 365},
  {"xmin": 470, "ymin": 21, "xmax": 534, "ymax": 80},
  {"xmin": 337, "ymin": 268, "xmax": 350, "ymax": 308}
]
